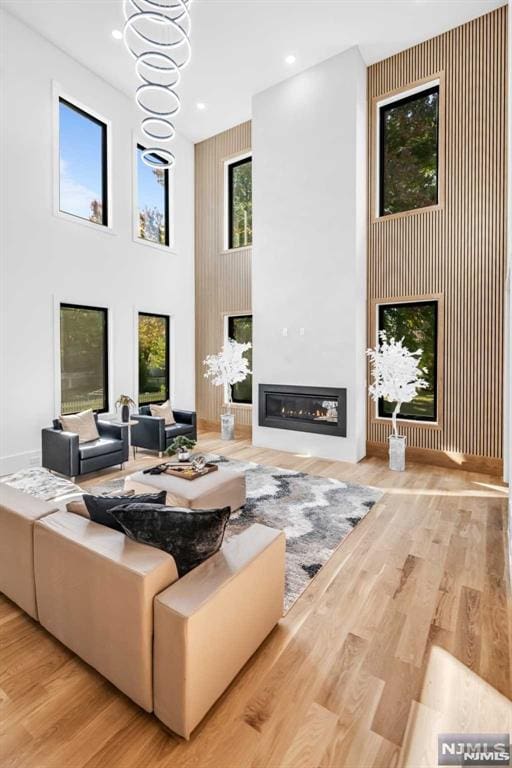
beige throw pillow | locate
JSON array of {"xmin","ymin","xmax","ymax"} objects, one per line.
[
  {"xmin": 60, "ymin": 409, "xmax": 100, "ymax": 444},
  {"xmin": 149, "ymin": 401, "xmax": 176, "ymax": 426}
]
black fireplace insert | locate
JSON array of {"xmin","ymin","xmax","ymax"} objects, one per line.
[{"xmin": 258, "ymin": 384, "xmax": 347, "ymax": 436}]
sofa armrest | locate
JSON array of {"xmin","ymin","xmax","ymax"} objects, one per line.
[
  {"xmin": 41, "ymin": 428, "xmax": 79, "ymax": 477},
  {"xmin": 131, "ymin": 414, "xmax": 166, "ymax": 451},
  {"xmin": 97, "ymin": 420, "xmax": 129, "ymax": 461},
  {"xmin": 153, "ymin": 524, "xmax": 286, "ymax": 739}
]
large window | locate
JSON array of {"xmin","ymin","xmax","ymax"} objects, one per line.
[
  {"xmin": 378, "ymin": 300, "xmax": 438, "ymax": 422},
  {"xmin": 228, "ymin": 314, "xmax": 252, "ymax": 404},
  {"xmin": 137, "ymin": 144, "xmax": 170, "ymax": 246},
  {"xmin": 60, "ymin": 304, "xmax": 109, "ymax": 414},
  {"xmin": 378, "ymin": 83, "xmax": 440, "ymax": 217},
  {"xmin": 138, "ymin": 313, "xmax": 170, "ymax": 405},
  {"xmin": 59, "ymin": 98, "xmax": 108, "ymax": 226},
  {"xmin": 228, "ymin": 156, "xmax": 252, "ymax": 249}
]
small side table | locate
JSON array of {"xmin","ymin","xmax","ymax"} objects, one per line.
[{"xmin": 109, "ymin": 420, "xmax": 138, "ymax": 461}]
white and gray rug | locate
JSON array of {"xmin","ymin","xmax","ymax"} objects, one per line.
[{"xmin": 92, "ymin": 455, "xmax": 383, "ymax": 611}]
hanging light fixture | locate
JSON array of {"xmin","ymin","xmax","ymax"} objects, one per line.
[{"xmin": 123, "ymin": 0, "xmax": 192, "ymax": 169}]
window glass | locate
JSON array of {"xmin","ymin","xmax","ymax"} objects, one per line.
[
  {"xmin": 138, "ymin": 313, "xmax": 170, "ymax": 405},
  {"xmin": 137, "ymin": 145, "xmax": 169, "ymax": 246},
  {"xmin": 59, "ymin": 99, "xmax": 107, "ymax": 225},
  {"xmin": 378, "ymin": 301, "xmax": 437, "ymax": 421},
  {"xmin": 228, "ymin": 315, "xmax": 252, "ymax": 404},
  {"xmin": 229, "ymin": 157, "xmax": 252, "ymax": 248},
  {"xmin": 60, "ymin": 304, "xmax": 108, "ymax": 414},
  {"xmin": 379, "ymin": 85, "xmax": 439, "ymax": 216}
]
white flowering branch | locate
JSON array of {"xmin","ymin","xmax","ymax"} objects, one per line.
[
  {"xmin": 203, "ymin": 339, "xmax": 252, "ymax": 414},
  {"xmin": 366, "ymin": 331, "xmax": 428, "ymax": 437}
]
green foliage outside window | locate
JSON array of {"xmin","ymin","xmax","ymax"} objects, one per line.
[
  {"xmin": 60, "ymin": 305, "xmax": 108, "ymax": 414},
  {"xmin": 138, "ymin": 314, "xmax": 169, "ymax": 404},
  {"xmin": 230, "ymin": 158, "xmax": 252, "ymax": 248},
  {"xmin": 379, "ymin": 301, "xmax": 437, "ymax": 420},
  {"xmin": 229, "ymin": 315, "xmax": 252, "ymax": 404},
  {"xmin": 380, "ymin": 86, "xmax": 439, "ymax": 216}
]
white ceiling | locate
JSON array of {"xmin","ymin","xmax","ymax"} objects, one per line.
[{"xmin": 3, "ymin": 0, "xmax": 505, "ymax": 143}]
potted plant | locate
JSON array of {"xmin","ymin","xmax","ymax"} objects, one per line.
[
  {"xmin": 165, "ymin": 435, "xmax": 197, "ymax": 462},
  {"xmin": 366, "ymin": 331, "xmax": 428, "ymax": 471},
  {"xmin": 115, "ymin": 394, "xmax": 136, "ymax": 423},
  {"xmin": 203, "ymin": 339, "xmax": 252, "ymax": 440}
]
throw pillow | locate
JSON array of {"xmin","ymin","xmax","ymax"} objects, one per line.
[
  {"xmin": 83, "ymin": 491, "xmax": 167, "ymax": 532},
  {"xmin": 67, "ymin": 489, "xmax": 136, "ymax": 519},
  {"xmin": 60, "ymin": 409, "xmax": 99, "ymax": 444},
  {"xmin": 149, "ymin": 401, "xmax": 176, "ymax": 426},
  {"xmin": 109, "ymin": 503, "xmax": 231, "ymax": 575}
]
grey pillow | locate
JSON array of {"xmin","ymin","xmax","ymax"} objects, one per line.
[
  {"xmin": 83, "ymin": 492, "xmax": 167, "ymax": 532},
  {"xmin": 109, "ymin": 503, "xmax": 231, "ymax": 576}
]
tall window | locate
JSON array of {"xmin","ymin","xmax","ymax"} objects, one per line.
[
  {"xmin": 378, "ymin": 83, "xmax": 439, "ymax": 217},
  {"xmin": 228, "ymin": 314, "xmax": 252, "ymax": 404},
  {"xmin": 378, "ymin": 300, "xmax": 438, "ymax": 422},
  {"xmin": 138, "ymin": 313, "xmax": 170, "ymax": 405},
  {"xmin": 137, "ymin": 145, "xmax": 170, "ymax": 246},
  {"xmin": 60, "ymin": 304, "xmax": 108, "ymax": 414},
  {"xmin": 228, "ymin": 157, "xmax": 252, "ymax": 249},
  {"xmin": 59, "ymin": 98, "xmax": 108, "ymax": 226}
]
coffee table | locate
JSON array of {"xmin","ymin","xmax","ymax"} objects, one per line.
[{"xmin": 124, "ymin": 465, "xmax": 246, "ymax": 512}]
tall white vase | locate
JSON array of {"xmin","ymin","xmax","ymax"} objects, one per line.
[
  {"xmin": 221, "ymin": 413, "xmax": 235, "ymax": 441},
  {"xmin": 388, "ymin": 434, "xmax": 406, "ymax": 471}
]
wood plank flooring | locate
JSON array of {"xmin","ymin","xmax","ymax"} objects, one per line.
[{"xmin": 1, "ymin": 433, "xmax": 511, "ymax": 767}]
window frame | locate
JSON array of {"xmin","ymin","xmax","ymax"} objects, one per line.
[
  {"xmin": 373, "ymin": 73, "xmax": 444, "ymax": 223},
  {"xmin": 226, "ymin": 313, "xmax": 253, "ymax": 405},
  {"xmin": 223, "ymin": 151, "xmax": 252, "ymax": 252},
  {"xmin": 53, "ymin": 83, "xmax": 113, "ymax": 233},
  {"xmin": 133, "ymin": 137, "xmax": 175, "ymax": 252},
  {"xmin": 137, "ymin": 311, "xmax": 171, "ymax": 407},
  {"xmin": 58, "ymin": 302, "xmax": 110, "ymax": 415},
  {"xmin": 369, "ymin": 294, "xmax": 444, "ymax": 429}
]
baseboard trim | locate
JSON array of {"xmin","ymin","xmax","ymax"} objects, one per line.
[
  {"xmin": 0, "ymin": 450, "xmax": 41, "ymax": 476},
  {"xmin": 366, "ymin": 441, "xmax": 504, "ymax": 477},
  {"xmin": 198, "ymin": 418, "xmax": 252, "ymax": 438}
]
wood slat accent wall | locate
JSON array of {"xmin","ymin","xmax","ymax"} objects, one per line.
[
  {"xmin": 367, "ymin": 6, "xmax": 507, "ymax": 465},
  {"xmin": 195, "ymin": 121, "xmax": 253, "ymax": 428}
]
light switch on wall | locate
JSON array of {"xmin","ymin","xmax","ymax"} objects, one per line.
[
  {"xmin": 299, "ymin": 327, "xmax": 305, "ymax": 336},
  {"xmin": 282, "ymin": 327, "xmax": 288, "ymax": 337}
]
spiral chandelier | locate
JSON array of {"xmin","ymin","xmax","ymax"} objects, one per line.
[{"xmin": 123, "ymin": 0, "xmax": 192, "ymax": 169}]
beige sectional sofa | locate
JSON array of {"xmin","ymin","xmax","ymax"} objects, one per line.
[{"xmin": 0, "ymin": 477, "xmax": 286, "ymax": 739}]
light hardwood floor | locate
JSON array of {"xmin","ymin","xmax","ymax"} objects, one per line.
[{"xmin": 1, "ymin": 433, "xmax": 511, "ymax": 767}]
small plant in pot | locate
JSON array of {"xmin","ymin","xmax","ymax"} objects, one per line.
[
  {"xmin": 165, "ymin": 435, "xmax": 197, "ymax": 462},
  {"xmin": 115, "ymin": 394, "xmax": 136, "ymax": 423},
  {"xmin": 366, "ymin": 332, "xmax": 428, "ymax": 471}
]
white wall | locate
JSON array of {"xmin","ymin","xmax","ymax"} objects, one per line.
[
  {"xmin": 0, "ymin": 10, "xmax": 195, "ymax": 474},
  {"xmin": 251, "ymin": 47, "xmax": 367, "ymax": 462}
]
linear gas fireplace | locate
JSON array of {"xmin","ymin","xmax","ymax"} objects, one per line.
[{"xmin": 258, "ymin": 384, "xmax": 347, "ymax": 437}]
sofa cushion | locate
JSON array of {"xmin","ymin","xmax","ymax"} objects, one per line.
[
  {"xmin": 150, "ymin": 401, "xmax": 176, "ymax": 426},
  {"xmin": 61, "ymin": 409, "xmax": 100, "ymax": 444},
  {"xmin": 79, "ymin": 437, "xmax": 124, "ymax": 460},
  {"xmin": 109, "ymin": 504, "xmax": 231, "ymax": 576},
  {"xmin": 83, "ymin": 491, "xmax": 167, "ymax": 532},
  {"xmin": 165, "ymin": 424, "xmax": 195, "ymax": 440}
]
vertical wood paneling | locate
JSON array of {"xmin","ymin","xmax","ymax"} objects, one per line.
[
  {"xmin": 195, "ymin": 122, "xmax": 253, "ymax": 427},
  {"xmin": 367, "ymin": 7, "xmax": 507, "ymax": 461}
]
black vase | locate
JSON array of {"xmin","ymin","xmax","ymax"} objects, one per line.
[{"xmin": 121, "ymin": 404, "xmax": 130, "ymax": 423}]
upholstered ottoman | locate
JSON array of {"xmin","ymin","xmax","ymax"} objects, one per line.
[{"xmin": 124, "ymin": 467, "xmax": 246, "ymax": 512}]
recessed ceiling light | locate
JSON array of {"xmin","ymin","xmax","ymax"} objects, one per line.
[
  {"xmin": 196, "ymin": 102, "xmax": 206, "ymax": 110},
  {"xmin": 111, "ymin": 29, "xmax": 123, "ymax": 40},
  {"xmin": 285, "ymin": 54, "xmax": 296, "ymax": 65}
]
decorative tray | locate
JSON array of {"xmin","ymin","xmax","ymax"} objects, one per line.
[{"xmin": 144, "ymin": 462, "xmax": 219, "ymax": 481}]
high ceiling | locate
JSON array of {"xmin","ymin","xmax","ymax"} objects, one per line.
[{"xmin": 3, "ymin": 0, "xmax": 505, "ymax": 143}]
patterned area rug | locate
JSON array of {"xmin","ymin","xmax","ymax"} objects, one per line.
[{"xmin": 92, "ymin": 455, "xmax": 382, "ymax": 611}]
